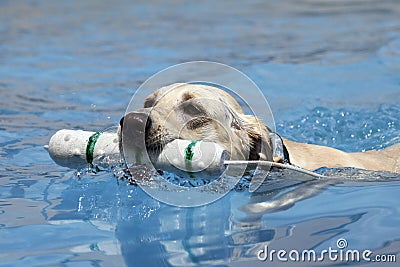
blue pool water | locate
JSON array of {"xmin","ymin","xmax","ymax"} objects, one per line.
[{"xmin": 1, "ymin": 0, "xmax": 400, "ymax": 266}]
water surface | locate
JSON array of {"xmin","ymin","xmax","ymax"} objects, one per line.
[{"xmin": 1, "ymin": 0, "xmax": 400, "ymax": 266}]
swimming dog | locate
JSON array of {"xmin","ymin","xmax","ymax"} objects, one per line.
[{"xmin": 119, "ymin": 83, "xmax": 400, "ymax": 173}]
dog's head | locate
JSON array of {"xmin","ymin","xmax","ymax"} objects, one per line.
[{"xmin": 119, "ymin": 83, "xmax": 273, "ymax": 162}]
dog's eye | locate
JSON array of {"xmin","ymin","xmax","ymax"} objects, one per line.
[
  {"xmin": 182, "ymin": 102, "xmax": 206, "ymax": 117},
  {"xmin": 186, "ymin": 116, "xmax": 211, "ymax": 129}
]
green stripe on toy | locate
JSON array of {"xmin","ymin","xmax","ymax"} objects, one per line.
[
  {"xmin": 86, "ymin": 131, "xmax": 102, "ymax": 166},
  {"xmin": 184, "ymin": 140, "xmax": 200, "ymax": 161}
]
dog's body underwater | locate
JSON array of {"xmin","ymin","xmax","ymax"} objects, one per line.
[{"xmin": 119, "ymin": 83, "xmax": 400, "ymax": 173}]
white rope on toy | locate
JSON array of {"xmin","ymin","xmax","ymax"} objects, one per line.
[{"xmin": 224, "ymin": 160, "xmax": 326, "ymax": 179}]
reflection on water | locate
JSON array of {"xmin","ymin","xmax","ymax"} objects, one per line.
[{"xmin": 115, "ymin": 172, "xmax": 314, "ymax": 266}]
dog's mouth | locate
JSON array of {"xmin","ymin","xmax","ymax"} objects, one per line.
[
  {"xmin": 119, "ymin": 110, "xmax": 182, "ymax": 155},
  {"xmin": 145, "ymin": 134, "xmax": 176, "ymax": 155}
]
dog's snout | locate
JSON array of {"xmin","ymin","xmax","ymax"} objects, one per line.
[
  {"xmin": 120, "ymin": 111, "xmax": 152, "ymax": 134},
  {"xmin": 120, "ymin": 111, "xmax": 152, "ymax": 149}
]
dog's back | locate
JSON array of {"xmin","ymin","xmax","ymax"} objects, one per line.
[
  {"xmin": 283, "ymin": 138, "xmax": 400, "ymax": 173},
  {"xmin": 347, "ymin": 143, "xmax": 400, "ymax": 173}
]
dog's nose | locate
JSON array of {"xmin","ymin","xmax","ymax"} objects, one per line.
[
  {"xmin": 120, "ymin": 112, "xmax": 151, "ymax": 150},
  {"xmin": 120, "ymin": 111, "xmax": 152, "ymax": 135}
]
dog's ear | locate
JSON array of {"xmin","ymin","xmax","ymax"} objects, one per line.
[
  {"xmin": 241, "ymin": 115, "xmax": 273, "ymax": 161},
  {"xmin": 144, "ymin": 91, "xmax": 159, "ymax": 108}
]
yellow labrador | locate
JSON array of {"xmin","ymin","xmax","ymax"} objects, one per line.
[{"xmin": 120, "ymin": 83, "xmax": 400, "ymax": 173}]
